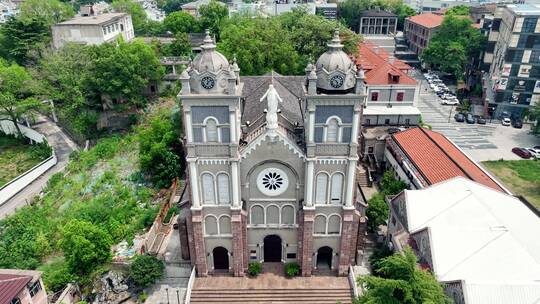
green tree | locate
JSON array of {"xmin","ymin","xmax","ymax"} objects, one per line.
[
  {"xmin": 356, "ymin": 248, "xmax": 450, "ymax": 304},
  {"xmin": 199, "ymin": 0, "xmax": 228, "ymax": 38},
  {"xmin": 164, "ymin": 11, "xmax": 198, "ymax": 34},
  {"xmin": 19, "ymin": 0, "xmax": 75, "ymax": 26},
  {"xmin": 111, "ymin": 0, "xmax": 147, "ymax": 33},
  {"xmin": 338, "ymin": 0, "xmax": 371, "ymax": 32},
  {"xmin": 445, "ymin": 5, "xmax": 469, "ymax": 16},
  {"xmin": 0, "ymin": 62, "xmax": 41, "ymax": 139},
  {"xmin": 530, "ymin": 101, "xmax": 540, "ymax": 134},
  {"xmin": 130, "ymin": 254, "xmax": 164, "ymax": 288},
  {"xmin": 139, "ymin": 19, "xmax": 166, "ymax": 36},
  {"xmin": 165, "ymin": 32, "xmax": 193, "ymax": 56},
  {"xmin": 59, "ymin": 219, "xmax": 113, "ymax": 274},
  {"xmin": 157, "ymin": 0, "xmax": 191, "ymax": 14},
  {"xmin": 0, "ymin": 17, "xmax": 51, "ymax": 65},
  {"xmin": 380, "ymin": 171, "xmax": 407, "ymax": 195},
  {"xmin": 38, "ymin": 258, "xmax": 76, "ymax": 293},
  {"xmin": 366, "ymin": 193, "xmax": 388, "ymax": 232},
  {"xmin": 138, "ymin": 108, "xmax": 184, "ymax": 188},
  {"xmin": 85, "ymin": 39, "xmax": 165, "ymax": 106}
]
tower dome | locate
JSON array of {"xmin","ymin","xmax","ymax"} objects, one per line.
[
  {"xmin": 191, "ymin": 29, "xmax": 230, "ymax": 73},
  {"xmin": 314, "ymin": 29, "xmax": 357, "ymax": 91}
]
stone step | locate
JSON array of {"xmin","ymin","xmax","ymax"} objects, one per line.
[
  {"xmin": 190, "ymin": 288, "xmax": 353, "ymax": 304},
  {"xmin": 191, "ymin": 289, "xmax": 351, "ymax": 294},
  {"xmin": 191, "ymin": 301, "xmax": 352, "ymax": 304}
]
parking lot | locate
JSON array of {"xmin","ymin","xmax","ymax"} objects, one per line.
[{"xmin": 413, "ymin": 72, "xmax": 540, "ymax": 162}]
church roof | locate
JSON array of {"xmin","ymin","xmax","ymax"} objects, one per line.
[{"xmin": 241, "ymin": 75, "xmax": 305, "ymax": 133}]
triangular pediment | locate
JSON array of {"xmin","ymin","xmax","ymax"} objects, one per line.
[{"xmin": 240, "ymin": 127, "xmax": 305, "ymax": 160}]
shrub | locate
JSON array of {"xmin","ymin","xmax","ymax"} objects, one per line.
[
  {"xmin": 248, "ymin": 262, "xmax": 262, "ymax": 277},
  {"xmin": 366, "ymin": 193, "xmax": 388, "ymax": 232},
  {"xmin": 163, "ymin": 206, "xmax": 178, "ymax": 224},
  {"xmin": 130, "ymin": 254, "xmax": 164, "ymax": 288},
  {"xmin": 38, "ymin": 258, "xmax": 76, "ymax": 293},
  {"xmin": 29, "ymin": 141, "xmax": 52, "ymax": 159},
  {"xmin": 284, "ymin": 262, "xmax": 300, "ymax": 277}
]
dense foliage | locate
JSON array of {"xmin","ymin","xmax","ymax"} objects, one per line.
[
  {"xmin": 248, "ymin": 262, "xmax": 263, "ymax": 277},
  {"xmin": 130, "ymin": 254, "xmax": 165, "ymax": 288},
  {"xmin": 366, "ymin": 171, "xmax": 407, "ymax": 231},
  {"xmin": 339, "ymin": 0, "xmax": 416, "ymax": 32},
  {"xmin": 355, "ymin": 248, "xmax": 450, "ymax": 304},
  {"xmin": 445, "ymin": 5, "xmax": 469, "ymax": 16},
  {"xmin": 199, "ymin": 0, "xmax": 229, "ymax": 39},
  {"xmin": 421, "ymin": 16, "xmax": 485, "ymax": 79},
  {"xmin": 284, "ymin": 262, "xmax": 300, "ymax": 277},
  {"xmin": 164, "ymin": 11, "xmax": 198, "ymax": 34},
  {"xmin": 111, "ymin": 0, "xmax": 148, "ymax": 34}
]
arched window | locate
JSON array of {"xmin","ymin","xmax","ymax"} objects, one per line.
[
  {"xmin": 219, "ymin": 216, "xmax": 232, "ymax": 235},
  {"xmin": 281, "ymin": 205, "xmax": 295, "ymax": 225},
  {"xmin": 204, "ymin": 117, "xmax": 219, "ymax": 142},
  {"xmin": 266, "ymin": 205, "xmax": 279, "ymax": 225},
  {"xmin": 315, "ymin": 173, "xmax": 329, "ymax": 204},
  {"xmin": 327, "ymin": 215, "xmax": 341, "ymax": 234},
  {"xmin": 251, "ymin": 205, "xmax": 264, "ymax": 225},
  {"xmin": 314, "ymin": 215, "xmax": 326, "ymax": 234},
  {"xmin": 330, "ymin": 173, "xmax": 344, "ymax": 204},
  {"xmin": 217, "ymin": 173, "xmax": 230, "ymax": 204},
  {"xmin": 202, "ymin": 173, "xmax": 215, "ymax": 204},
  {"xmin": 204, "ymin": 216, "xmax": 218, "ymax": 235},
  {"xmin": 325, "ymin": 117, "xmax": 341, "ymax": 143}
]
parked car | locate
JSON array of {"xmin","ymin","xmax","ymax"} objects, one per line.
[
  {"xmin": 534, "ymin": 145, "xmax": 540, "ymax": 150},
  {"xmin": 475, "ymin": 116, "xmax": 486, "ymax": 124},
  {"xmin": 526, "ymin": 148, "xmax": 540, "ymax": 159},
  {"xmin": 441, "ymin": 98, "xmax": 459, "ymax": 105},
  {"xmin": 441, "ymin": 93, "xmax": 455, "ymax": 99},
  {"xmin": 454, "ymin": 113, "xmax": 465, "ymax": 122},
  {"xmin": 466, "ymin": 113, "xmax": 475, "ymax": 124},
  {"xmin": 499, "ymin": 111, "xmax": 511, "ymax": 120},
  {"xmin": 512, "ymin": 119, "xmax": 523, "ymax": 128},
  {"xmin": 502, "ymin": 118, "xmax": 511, "ymax": 126},
  {"xmin": 512, "ymin": 147, "xmax": 532, "ymax": 159}
]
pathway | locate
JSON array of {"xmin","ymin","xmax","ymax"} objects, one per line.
[{"xmin": 0, "ymin": 114, "xmax": 78, "ymax": 218}]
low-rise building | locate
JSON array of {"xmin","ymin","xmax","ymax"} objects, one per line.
[
  {"xmin": 387, "ymin": 177, "xmax": 540, "ymax": 304},
  {"xmin": 52, "ymin": 13, "xmax": 134, "ymax": 49},
  {"xmin": 0, "ymin": 269, "xmax": 47, "ymax": 304},
  {"xmin": 0, "ymin": 0, "xmax": 19, "ymax": 23},
  {"xmin": 384, "ymin": 127, "xmax": 509, "ymax": 193},
  {"xmin": 404, "ymin": 13, "xmax": 444, "ymax": 56},
  {"xmin": 182, "ymin": 0, "xmax": 226, "ymax": 17},
  {"xmin": 356, "ymin": 42, "xmax": 421, "ymax": 127},
  {"xmin": 359, "ymin": 9, "xmax": 398, "ymax": 36}
]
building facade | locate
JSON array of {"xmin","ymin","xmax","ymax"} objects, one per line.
[
  {"xmin": 359, "ymin": 9, "xmax": 398, "ymax": 36},
  {"xmin": 51, "ymin": 13, "xmax": 134, "ymax": 49},
  {"xmin": 177, "ymin": 30, "xmax": 367, "ymax": 277},
  {"xmin": 404, "ymin": 13, "xmax": 444, "ymax": 56},
  {"xmin": 483, "ymin": 4, "xmax": 540, "ymax": 118},
  {"xmin": 0, "ymin": 269, "xmax": 47, "ymax": 304}
]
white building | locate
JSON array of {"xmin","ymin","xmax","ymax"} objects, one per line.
[
  {"xmin": 387, "ymin": 177, "xmax": 540, "ymax": 304},
  {"xmin": 52, "ymin": 13, "xmax": 134, "ymax": 49},
  {"xmin": 0, "ymin": 0, "xmax": 19, "ymax": 23}
]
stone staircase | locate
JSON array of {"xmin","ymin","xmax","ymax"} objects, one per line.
[
  {"xmin": 189, "ymin": 287, "xmax": 354, "ymax": 304},
  {"xmin": 356, "ymin": 165, "xmax": 370, "ymax": 187}
]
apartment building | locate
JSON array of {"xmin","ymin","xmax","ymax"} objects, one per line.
[{"xmin": 404, "ymin": 13, "xmax": 444, "ymax": 56}]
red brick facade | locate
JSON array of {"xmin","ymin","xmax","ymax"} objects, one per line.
[
  {"xmin": 231, "ymin": 209, "xmax": 245, "ymax": 277},
  {"xmin": 338, "ymin": 209, "xmax": 361, "ymax": 276},
  {"xmin": 300, "ymin": 208, "xmax": 315, "ymax": 276}
]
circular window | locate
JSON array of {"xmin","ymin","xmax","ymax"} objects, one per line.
[{"xmin": 256, "ymin": 168, "xmax": 289, "ymax": 196}]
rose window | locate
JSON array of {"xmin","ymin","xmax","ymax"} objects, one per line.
[{"xmin": 256, "ymin": 168, "xmax": 289, "ymax": 196}]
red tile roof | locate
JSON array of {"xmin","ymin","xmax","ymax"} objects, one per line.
[
  {"xmin": 0, "ymin": 274, "xmax": 32, "ymax": 304},
  {"xmin": 406, "ymin": 13, "xmax": 444, "ymax": 28},
  {"xmin": 355, "ymin": 42, "xmax": 417, "ymax": 86},
  {"xmin": 391, "ymin": 127, "xmax": 507, "ymax": 193}
]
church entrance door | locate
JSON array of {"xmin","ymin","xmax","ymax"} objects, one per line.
[
  {"xmin": 264, "ymin": 235, "xmax": 282, "ymax": 262},
  {"xmin": 317, "ymin": 246, "xmax": 333, "ymax": 270},
  {"xmin": 213, "ymin": 247, "xmax": 229, "ymax": 270}
]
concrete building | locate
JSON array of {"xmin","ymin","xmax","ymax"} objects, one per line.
[
  {"xmin": 384, "ymin": 127, "xmax": 509, "ymax": 193},
  {"xmin": 182, "ymin": 0, "xmax": 226, "ymax": 17},
  {"xmin": 404, "ymin": 13, "xmax": 444, "ymax": 56},
  {"xmin": 177, "ymin": 29, "xmax": 367, "ymax": 277},
  {"xmin": 405, "ymin": 0, "xmax": 479, "ymax": 13},
  {"xmin": 482, "ymin": 4, "xmax": 540, "ymax": 118},
  {"xmin": 52, "ymin": 13, "xmax": 134, "ymax": 49},
  {"xmin": 387, "ymin": 177, "xmax": 540, "ymax": 304},
  {"xmin": 0, "ymin": 269, "xmax": 47, "ymax": 304},
  {"xmin": 0, "ymin": 0, "xmax": 18, "ymax": 23},
  {"xmin": 355, "ymin": 42, "xmax": 421, "ymax": 128},
  {"xmin": 359, "ymin": 9, "xmax": 398, "ymax": 35}
]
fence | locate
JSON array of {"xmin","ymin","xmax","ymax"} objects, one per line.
[{"xmin": 0, "ymin": 120, "xmax": 57, "ymax": 206}]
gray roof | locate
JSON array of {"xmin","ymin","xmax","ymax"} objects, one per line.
[
  {"xmin": 240, "ymin": 74, "xmax": 305, "ymax": 133},
  {"xmin": 360, "ymin": 9, "xmax": 397, "ymax": 17},
  {"xmin": 55, "ymin": 13, "xmax": 127, "ymax": 25}
]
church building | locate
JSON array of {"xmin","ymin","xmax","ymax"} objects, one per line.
[{"xmin": 177, "ymin": 29, "xmax": 368, "ymax": 277}]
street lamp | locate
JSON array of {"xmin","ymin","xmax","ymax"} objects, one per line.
[{"xmin": 448, "ymin": 104, "xmax": 455, "ymax": 123}]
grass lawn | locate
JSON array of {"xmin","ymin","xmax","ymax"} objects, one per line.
[
  {"xmin": 482, "ymin": 160, "xmax": 540, "ymax": 211},
  {"xmin": 0, "ymin": 134, "xmax": 48, "ymax": 187}
]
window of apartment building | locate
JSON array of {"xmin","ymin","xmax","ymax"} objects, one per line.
[
  {"xmin": 10, "ymin": 299, "xmax": 21, "ymax": 304},
  {"xmin": 531, "ymin": 50, "xmax": 540, "ymax": 64},
  {"xmin": 492, "ymin": 19, "xmax": 501, "ymax": 31},
  {"xmin": 28, "ymin": 281, "xmax": 42, "ymax": 297},
  {"xmin": 384, "ymin": 119, "xmax": 390, "ymax": 125},
  {"xmin": 102, "ymin": 27, "xmax": 106, "ymax": 35},
  {"xmin": 120, "ymin": 24, "xmax": 124, "ymax": 31},
  {"xmin": 371, "ymin": 91, "xmax": 379, "ymax": 101},
  {"xmin": 522, "ymin": 17, "xmax": 538, "ymax": 33},
  {"xmin": 396, "ymin": 92, "xmax": 404, "ymax": 101},
  {"xmin": 505, "ymin": 50, "xmax": 524, "ymax": 62}
]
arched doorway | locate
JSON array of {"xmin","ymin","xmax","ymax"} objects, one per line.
[
  {"xmin": 213, "ymin": 247, "xmax": 229, "ymax": 270},
  {"xmin": 264, "ymin": 235, "xmax": 282, "ymax": 262},
  {"xmin": 317, "ymin": 246, "xmax": 333, "ymax": 270}
]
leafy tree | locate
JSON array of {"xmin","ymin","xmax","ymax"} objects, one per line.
[
  {"xmin": 530, "ymin": 101, "xmax": 540, "ymax": 134},
  {"xmin": 366, "ymin": 193, "xmax": 388, "ymax": 232},
  {"xmin": 19, "ymin": 0, "xmax": 75, "ymax": 26},
  {"xmin": 0, "ymin": 17, "xmax": 51, "ymax": 65},
  {"xmin": 421, "ymin": 15, "xmax": 485, "ymax": 79},
  {"xmin": 380, "ymin": 171, "xmax": 407, "ymax": 195},
  {"xmin": 356, "ymin": 248, "xmax": 450, "ymax": 304},
  {"xmin": 199, "ymin": 0, "xmax": 228, "ymax": 38},
  {"xmin": 139, "ymin": 19, "xmax": 166, "ymax": 36},
  {"xmin": 164, "ymin": 11, "xmax": 198, "ymax": 34},
  {"xmin": 59, "ymin": 219, "xmax": 113, "ymax": 275},
  {"xmin": 85, "ymin": 39, "xmax": 164, "ymax": 106},
  {"xmin": 445, "ymin": 5, "xmax": 469, "ymax": 16},
  {"xmin": 138, "ymin": 108, "xmax": 184, "ymax": 188},
  {"xmin": 165, "ymin": 32, "xmax": 193, "ymax": 56},
  {"xmin": 130, "ymin": 254, "xmax": 164, "ymax": 288},
  {"xmin": 38, "ymin": 258, "xmax": 76, "ymax": 292},
  {"xmin": 338, "ymin": 0, "xmax": 371, "ymax": 32},
  {"xmin": 157, "ymin": 0, "xmax": 191, "ymax": 14},
  {"xmin": 0, "ymin": 62, "xmax": 41, "ymax": 139},
  {"xmin": 111, "ymin": 0, "xmax": 148, "ymax": 33}
]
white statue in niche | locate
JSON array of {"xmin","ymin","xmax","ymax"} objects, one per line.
[{"xmin": 260, "ymin": 84, "xmax": 282, "ymax": 131}]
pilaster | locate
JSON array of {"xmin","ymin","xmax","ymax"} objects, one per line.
[
  {"xmin": 338, "ymin": 209, "xmax": 360, "ymax": 276},
  {"xmin": 231, "ymin": 209, "xmax": 245, "ymax": 276},
  {"xmin": 191, "ymin": 209, "xmax": 208, "ymax": 276},
  {"xmin": 300, "ymin": 208, "xmax": 315, "ymax": 276}
]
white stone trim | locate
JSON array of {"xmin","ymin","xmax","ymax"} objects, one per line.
[
  {"xmin": 197, "ymin": 159, "xmax": 230, "ymax": 165},
  {"xmin": 315, "ymin": 158, "xmax": 348, "ymax": 165},
  {"xmin": 240, "ymin": 129, "xmax": 305, "ymax": 160}
]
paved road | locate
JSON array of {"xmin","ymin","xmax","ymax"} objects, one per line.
[
  {"xmin": 414, "ymin": 72, "xmax": 540, "ymax": 162},
  {"xmin": 0, "ymin": 115, "xmax": 78, "ymax": 219}
]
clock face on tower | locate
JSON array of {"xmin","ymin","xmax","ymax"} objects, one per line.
[
  {"xmin": 201, "ymin": 76, "xmax": 215, "ymax": 89},
  {"xmin": 330, "ymin": 75, "xmax": 344, "ymax": 89}
]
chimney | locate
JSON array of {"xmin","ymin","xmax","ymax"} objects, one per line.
[{"xmin": 388, "ymin": 55, "xmax": 395, "ymax": 64}]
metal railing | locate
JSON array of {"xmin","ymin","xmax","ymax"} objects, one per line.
[
  {"xmin": 184, "ymin": 266, "xmax": 196, "ymax": 304},
  {"xmin": 348, "ymin": 265, "xmax": 359, "ymax": 299}
]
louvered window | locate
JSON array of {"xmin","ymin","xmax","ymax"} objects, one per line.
[
  {"xmin": 315, "ymin": 173, "xmax": 328, "ymax": 204},
  {"xmin": 330, "ymin": 173, "xmax": 343, "ymax": 204},
  {"xmin": 217, "ymin": 174, "xmax": 230, "ymax": 204},
  {"xmin": 202, "ymin": 173, "xmax": 215, "ymax": 204}
]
